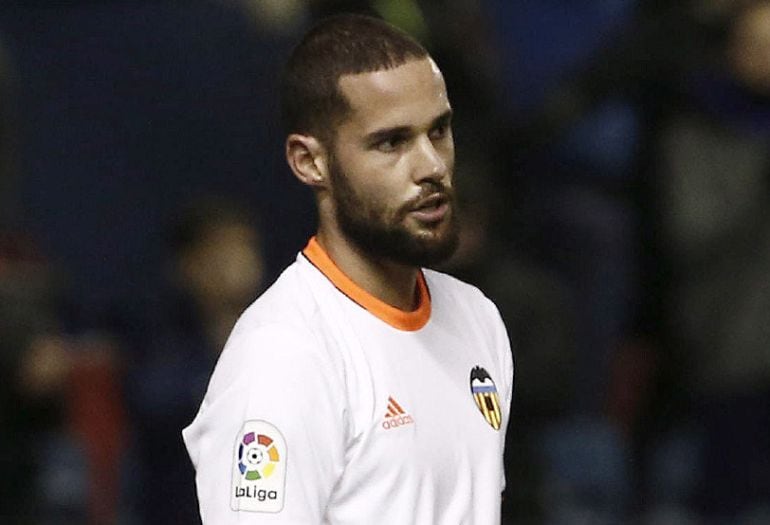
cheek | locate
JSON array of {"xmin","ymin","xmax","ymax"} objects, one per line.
[
  {"xmin": 435, "ymin": 141, "xmax": 455, "ymax": 175},
  {"xmin": 333, "ymin": 148, "xmax": 412, "ymax": 215},
  {"xmin": 343, "ymin": 164, "xmax": 404, "ymax": 205},
  {"xmin": 354, "ymin": 181, "xmax": 401, "ymax": 220}
]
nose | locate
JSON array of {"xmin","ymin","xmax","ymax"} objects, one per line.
[{"xmin": 412, "ymin": 135, "xmax": 451, "ymax": 183}]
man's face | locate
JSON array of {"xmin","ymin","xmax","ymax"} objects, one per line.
[
  {"xmin": 730, "ymin": 4, "xmax": 770, "ymax": 95},
  {"xmin": 327, "ymin": 57, "xmax": 458, "ymax": 267},
  {"xmin": 180, "ymin": 222, "xmax": 264, "ymax": 308}
]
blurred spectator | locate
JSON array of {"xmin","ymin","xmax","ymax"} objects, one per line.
[
  {"xmin": 0, "ymin": 1, "xmax": 310, "ymax": 321},
  {"xmin": 0, "ymin": 231, "xmax": 65, "ymax": 523},
  {"xmin": 0, "ymin": 33, "xmax": 69, "ymax": 523},
  {"xmin": 440, "ymin": 163, "xmax": 577, "ymax": 523},
  {"xmin": 0, "ymin": 240, "xmax": 126, "ymax": 525},
  {"xmin": 476, "ymin": 2, "xmax": 646, "ymax": 521},
  {"xmin": 125, "ymin": 197, "xmax": 265, "ymax": 524},
  {"xmin": 0, "ymin": 35, "xmax": 125, "ymax": 523},
  {"xmin": 651, "ymin": 1, "xmax": 770, "ymax": 519}
]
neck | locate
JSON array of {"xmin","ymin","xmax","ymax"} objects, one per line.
[{"xmin": 315, "ymin": 228, "xmax": 420, "ymax": 311}]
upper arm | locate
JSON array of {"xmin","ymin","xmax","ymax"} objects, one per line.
[
  {"xmin": 485, "ymin": 298, "xmax": 514, "ymax": 493},
  {"xmin": 184, "ymin": 324, "xmax": 347, "ymax": 524}
]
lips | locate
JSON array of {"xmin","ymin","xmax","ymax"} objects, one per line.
[{"xmin": 409, "ymin": 193, "xmax": 451, "ymax": 223}]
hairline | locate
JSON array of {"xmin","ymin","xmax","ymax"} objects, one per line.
[{"xmin": 321, "ymin": 55, "xmax": 435, "ymax": 148}]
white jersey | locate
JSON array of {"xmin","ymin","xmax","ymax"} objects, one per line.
[{"xmin": 183, "ymin": 237, "xmax": 514, "ymax": 524}]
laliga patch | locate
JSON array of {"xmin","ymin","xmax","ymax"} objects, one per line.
[
  {"xmin": 231, "ymin": 420, "xmax": 287, "ymax": 513},
  {"xmin": 470, "ymin": 366, "xmax": 502, "ymax": 430}
]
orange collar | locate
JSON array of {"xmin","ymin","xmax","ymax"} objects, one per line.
[{"xmin": 302, "ymin": 237, "xmax": 431, "ymax": 331}]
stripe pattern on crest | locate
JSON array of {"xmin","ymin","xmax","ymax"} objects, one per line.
[{"xmin": 470, "ymin": 366, "xmax": 502, "ymax": 430}]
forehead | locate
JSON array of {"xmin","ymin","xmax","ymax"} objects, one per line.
[{"xmin": 336, "ymin": 57, "xmax": 450, "ymax": 133}]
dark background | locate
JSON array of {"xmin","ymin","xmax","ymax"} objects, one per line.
[{"xmin": 2, "ymin": 1, "xmax": 770, "ymax": 523}]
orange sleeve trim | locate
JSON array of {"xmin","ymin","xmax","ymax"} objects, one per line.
[{"xmin": 302, "ymin": 236, "xmax": 431, "ymax": 331}]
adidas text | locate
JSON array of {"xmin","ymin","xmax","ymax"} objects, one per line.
[{"xmin": 382, "ymin": 414, "xmax": 414, "ymax": 430}]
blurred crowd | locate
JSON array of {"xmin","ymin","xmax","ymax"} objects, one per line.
[{"xmin": 2, "ymin": 0, "xmax": 770, "ymax": 523}]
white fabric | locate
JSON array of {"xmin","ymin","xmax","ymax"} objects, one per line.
[{"xmin": 183, "ymin": 251, "xmax": 514, "ymax": 524}]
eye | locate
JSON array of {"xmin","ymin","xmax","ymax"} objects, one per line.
[
  {"xmin": 376, "ymin": 134, "xmax": 408, "ymax": 153},
  {"xmin": 429, "ymin": 121, "xmax": 451, "ymax": 141}
]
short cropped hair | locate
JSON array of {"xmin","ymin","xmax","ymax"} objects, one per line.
[
  {"xmin": 281, "ymin": 14, "xmax": 429, "ymax": 144},
  {"xmin": 167, "ymin": 197, "xmax": 256, "ymax": 257}
]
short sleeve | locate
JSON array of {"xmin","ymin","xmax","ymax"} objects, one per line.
[
  {"xmin": 183, "ymin": 323, "xmax": 347, "ymax": 523},
  {"xmin": 489, "ymin": 300, "xmax": 514, "ymax": 493}
]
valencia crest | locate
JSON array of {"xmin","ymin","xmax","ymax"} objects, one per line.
[{"xmin": 470, "ymin": 366, "xmax": 502, "ymax": 430}]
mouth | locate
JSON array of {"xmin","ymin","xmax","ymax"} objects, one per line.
[{"xmin": 408, "ymin": 193, "xmax": 451, "ymax": 223}]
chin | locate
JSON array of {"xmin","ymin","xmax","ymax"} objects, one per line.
[{"xmin": 398, "ymin": 232, "xmax": 459, "ymax": 268}]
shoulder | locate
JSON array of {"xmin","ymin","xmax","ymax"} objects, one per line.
[
  {"xmin": 204, "ymin": 262, "xmax": 342, "ymax": 396},
  {"xmin": 424, "ymin": 268, "xmax": 484, "ymax": 298},
  {"xmin": 425, "ymin": 269, "xmax": 513, "ymax": 376},
  {"xmin": 424, "ymin": 269, "xmax": 502, "ymax": 321},
  {"xmin": 236, "ymin": 262, "xmax": 321, "ymax": 330}
]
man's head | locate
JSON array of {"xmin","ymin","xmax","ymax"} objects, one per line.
[
  {"xmin": 169, "ymin": 198, "xmax": 264, "ymax": 310},
  {"xmin": 283, "ymin": 14, "xmax": 459, "ymax": 267},
  {"xmin": 281, "ymin": 13, "xmax": 429, "ymax": 145},
  {"xmin": 728, "ymin": 1, "xmax": 770, "ymax": 95}
]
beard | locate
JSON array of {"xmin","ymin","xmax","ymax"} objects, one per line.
[{"xmin": 328, "ymin": 157, "xmax": 459, "ymax": 268}]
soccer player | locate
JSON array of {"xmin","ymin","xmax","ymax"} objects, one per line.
[{"xmin": 183, "ymin": 13, "xmax": 514, "ymax": 524}]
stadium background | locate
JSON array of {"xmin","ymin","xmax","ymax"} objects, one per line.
[{"xmin": 1, "ymin": 0, "xmax": 769, "ymax": 523}]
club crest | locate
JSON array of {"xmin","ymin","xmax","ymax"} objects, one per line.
[{"xmin": 470, "ymin": 366, "xmax": 502, "ymax": 430}]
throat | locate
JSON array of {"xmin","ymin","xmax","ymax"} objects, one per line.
[
  {"xmin": 315, "ymin": 232, "xmax": 422, "ymax": 311},
  {"xmin": 366, "ymin": 263, "xmax": 421, "ymax": 311}
]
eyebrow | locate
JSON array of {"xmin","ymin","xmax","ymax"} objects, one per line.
[
  {"xmin": 432, "ymin": 109, "xmax": 453, "ymax": 129},
  {"xmin": 364, "ymin": 109, "xmax": 453, "ymax": 145}
]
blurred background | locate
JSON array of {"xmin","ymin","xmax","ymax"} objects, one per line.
[{"xmin": 1, "ymin": 0, "xmax": 769, "ymax": 523}]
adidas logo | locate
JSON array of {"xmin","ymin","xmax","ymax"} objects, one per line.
[{"xmin": 382, "ymin": 396, "xmax": 414, "ymax": 430}]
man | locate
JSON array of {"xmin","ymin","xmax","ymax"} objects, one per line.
[
  {"xmin": 183, "ymin": 14, "xmax": 514, "ymax": 524},
  {"xmin": 128, "ymin": 198, "xmax": 264, "ymax": 523}
]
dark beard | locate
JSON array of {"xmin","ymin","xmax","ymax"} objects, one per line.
[{"xmin": 329, "ymin": 158, "xmax": 459, "ymax": 268}]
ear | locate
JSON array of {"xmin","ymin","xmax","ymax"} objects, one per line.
[{"xmin": 285, "ymin": 133, "xmax": 329, "ymax": 189}]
